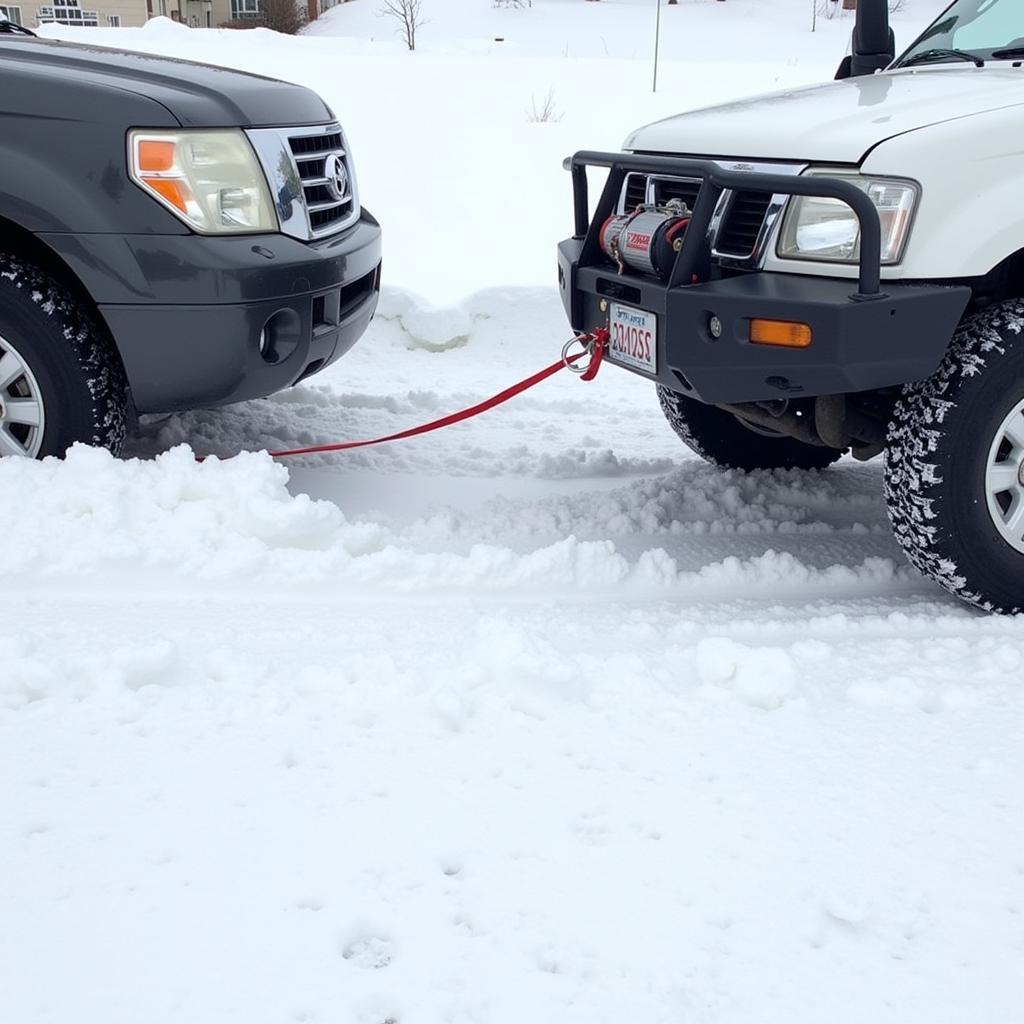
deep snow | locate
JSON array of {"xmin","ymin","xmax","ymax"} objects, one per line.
[{"xmin": 8, "ymin": 3, "xmax": 1024, "ymax": 1023}]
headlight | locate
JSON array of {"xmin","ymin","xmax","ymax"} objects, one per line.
[
  {"xmin": 128, "ymin": 129, "xmax": 277, "ymax": 235},
  {"xmin": 778, "ymin": 174, "xmax": 919, "ymax": 265}
]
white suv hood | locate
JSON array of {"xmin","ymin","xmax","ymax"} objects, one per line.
[{"xmin": 626, "ymin": 67, "xmax": 1024, "ymax": 164}]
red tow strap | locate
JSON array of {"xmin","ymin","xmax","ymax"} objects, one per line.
[
  {"xmin": 579, "ymin": 327, "xmax": 607, "ymax": 382},
  {"xmin": 234, "ymin": 327, "xmax": 610, "ymax": 461}
]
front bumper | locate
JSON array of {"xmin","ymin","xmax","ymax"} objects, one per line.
[
  {"xmin": 561, "ymin": 238, "xmax": 970, "ymax": 403},
  {"xmin": 41, "ymin": 213, "xmax": 382, "ymax": 413},
  {"xmin": 560, "ymin": 152, "xmax": 971, "ymax": 404}
]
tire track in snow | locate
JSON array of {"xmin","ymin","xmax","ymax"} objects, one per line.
[{"xmin": 6, "ymin": 445, "xmax": 936, "ymax": 609}]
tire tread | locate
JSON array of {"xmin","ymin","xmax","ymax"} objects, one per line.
[
  {"xmin": 657, "ymin": 385, "xmax": 844, "ymax": 472},
  {"xmin": 0, "ymin": 253, "xmax": 127, "ymax": 456},
  {"xmin": 884, "ymin": 298, "xmax": 1024, "ymax": 613}
]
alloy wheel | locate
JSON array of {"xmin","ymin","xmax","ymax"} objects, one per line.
[
  {"xmin": 0, "ymin": 333, "xmax": 45, "ymax": 458},
  {"xmin": 985, "ymin": 397, "xmax": 1024, "ymax": 554}
]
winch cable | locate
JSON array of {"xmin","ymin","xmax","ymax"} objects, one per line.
[{"xmin": 205, "ymin": 328, "xmax": 609, "ymax": 462}]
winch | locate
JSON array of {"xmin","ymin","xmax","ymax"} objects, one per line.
[{"xmin": 599, "ymin": 199, "xmax": 691, "ymax": 279}]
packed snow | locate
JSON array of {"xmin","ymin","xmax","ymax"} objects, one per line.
[{"xmin": 8, "ymin": 2, "xmax": 1024, "ymax": 1023}]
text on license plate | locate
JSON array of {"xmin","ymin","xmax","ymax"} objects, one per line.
[{"xmin": 608, "ymin": 303, "xmax": 657, "ymax": 375}]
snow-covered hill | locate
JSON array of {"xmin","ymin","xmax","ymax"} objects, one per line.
[{"xmin": 7, "ymin": 4, "xmax": 1022, "ymax": 1023}]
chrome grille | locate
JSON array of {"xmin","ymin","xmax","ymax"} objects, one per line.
[
  {"xmin": 715, "ymin": 190, "xmax": 773, "ymax": 257},
  {"xmin": 288, "ymin": 125, "xmax": 356, "ymax": 238},
  {"xmin": 623, "ymin": 173, "xmax": 647, "ymax": 210},
  {"xmin": 247, "ymin": 122, "xmax": 360, "ymax": 242}
]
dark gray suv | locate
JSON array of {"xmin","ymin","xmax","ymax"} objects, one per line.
[{"xmin": 0, "ymin": 29, "xmax": 381, "ymax": 458}]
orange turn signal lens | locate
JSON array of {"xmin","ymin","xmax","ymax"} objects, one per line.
[
  {"xmin": 749, "ymin": 319, "xmax": 812, "ymax": 349},
  {"xmin": 137, "ymin": 139, "xmax": 177, "ymax": 173},
  {"xmin": 142, "ymin": 177, "xmax": 191, "ymax": 216}
]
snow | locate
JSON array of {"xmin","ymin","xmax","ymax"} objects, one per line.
[{"xmin": 9, "ymin": 3, "xmax": 1024, "ymax": 1023}]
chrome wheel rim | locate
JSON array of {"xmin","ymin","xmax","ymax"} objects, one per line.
[
  {"xmin": 985, "ymin": 398, "xmax": 1024, "ymax": 554},
  {"xmin": 0, "ymin": 333, "xmax": 45, "ymax": 459}
]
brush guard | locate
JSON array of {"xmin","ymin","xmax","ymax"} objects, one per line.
[{"xmin": 558, "ymin": 150, "xmax": 971, "ymax": 405}]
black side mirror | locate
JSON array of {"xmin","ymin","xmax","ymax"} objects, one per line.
[{"xmin": 838, "ymin": 27, "xmax": 896, "ymax": 79}]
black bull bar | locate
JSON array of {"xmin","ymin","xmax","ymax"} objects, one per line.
[
  {"xmin": 569, "ymin": 150, "xmax": 887, "ymax": 296},
  {"xmin": 558, "ymin": 151, "xmax": 971, "ymax": 404}
]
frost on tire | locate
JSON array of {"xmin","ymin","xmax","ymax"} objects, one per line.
[
  {"xmin": 0, "ymin": 254, "xmax": 128, "ymax": 458},
  {"xmin": 885, "ymin": 298, "xmax": 1024, "ymax": 613}
]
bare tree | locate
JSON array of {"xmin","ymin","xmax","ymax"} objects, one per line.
[
  {"xmin": 526, "ymin": 88, "xmax": 561, "ymax": 123},
  {"xmin": 381, "ymin": 0, "xmax": 424, "ymax": 51},
  {"xmin": 813, "ymin": 0, "xmax": 843, "ymax": 28}
]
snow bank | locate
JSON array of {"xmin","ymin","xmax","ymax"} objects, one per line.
[{"xmin": 6, "ymin": 444, "xmax": 910, "ymax": 597}]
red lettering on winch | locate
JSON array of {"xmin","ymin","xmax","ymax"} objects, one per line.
[{"xmin": 625, "ymin": 232, "xmax": 652, "ymax": 249}]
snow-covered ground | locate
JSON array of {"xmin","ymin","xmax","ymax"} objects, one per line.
[{"xmin": 8, "ymin": 3, "xmax": 1024, "ymax": 1023}]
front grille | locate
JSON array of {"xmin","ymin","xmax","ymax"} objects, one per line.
[
  {"xmin": 620, "ymin": 175, "xmax": 702, "ymax": 212},
  {"xmin": 287, "ymin": 125, "xmax": 357, "ymax": 239},
  {"xmin": 651, "ymin": 177, "xmax": 701, "ymax": 210},
  {"xmin": 623, "ymin": 173, "xmax": 647, "ymax": 210},
  {"xmin": 715, "ymin": 190, "xmax": 773, "ymax": 257},
  {"xmin": 290, "ymin": 130, "xmax": 343, "ymax": 156},
  {"xmin": 617, "ymin": 173, "xmax": 777, "ymax": 266}
]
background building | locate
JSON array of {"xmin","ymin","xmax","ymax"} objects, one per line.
[
  {"xmin": 1, "ymin": 0, "xmax": 147, "ymax": 26},
  {"xmin": 0, "ymin": 0, "xmax": 326, "ymax": 29},
  {"xmin": 161, "ymin": 0, "xmax": 326, "ymax": 27},
  {"xmin": 150, "ymin": 0, "xmax": 213, "ymax": 27}
]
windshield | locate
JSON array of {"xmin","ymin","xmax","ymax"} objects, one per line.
[{"xmin": 896, "ymin": 0, "xmax": 1024, "ymax": 65}]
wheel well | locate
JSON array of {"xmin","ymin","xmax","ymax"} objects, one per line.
[
  {"xmin": 967, "ymin": 247, "xmax": 1024, "ymax": 309},
  {"xmin": 0, "ymin": 215, "xmax": 131, "ymax": 411},
  {"xmin": 0, "ymin": 215, "xmax": 100, "ymax": 314}
]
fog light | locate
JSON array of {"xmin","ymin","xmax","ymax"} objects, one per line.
[
  {"xmin": 258, "ymin": 309, "xmax": 302, "ymax": 365},
  {"xmin": 749, "ymin": 319, "xmax": 812, "ymax": 349},
  {"xmin": 708, "ymin": 315, "xmax": 723, "ymax": 339}
]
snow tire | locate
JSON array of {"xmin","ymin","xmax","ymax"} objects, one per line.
[
  {"xmin": 0, "ymin": 254, "xmax": 127, "ymax": 459},
  {"xmin": 656, "ymin": 385, "xmax": 844, "ymax": 472},
  {"xmin": 885, "ymin": 298, "xmax": 1024, "ymax": 613}
]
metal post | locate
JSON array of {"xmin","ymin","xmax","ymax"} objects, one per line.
[{"xmin": 652, "ymin": 0, "xmax": 662, "ymax": 93}]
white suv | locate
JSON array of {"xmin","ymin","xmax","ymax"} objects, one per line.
[{"xmin": 559, "ymin": 0, "xmax": 1024, "ymax": 613}]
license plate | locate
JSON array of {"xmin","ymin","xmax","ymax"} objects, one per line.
[{"xmin": 608, "ymin": 303, "xmax": 657, "ymax": 375}]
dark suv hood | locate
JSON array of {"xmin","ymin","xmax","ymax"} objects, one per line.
[{"xmin": 0, "ymin": 38, "xmax": 332, "ymax": 127}]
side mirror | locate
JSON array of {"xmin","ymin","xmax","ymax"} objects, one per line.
[{"xmin": 838, "ymin": 27, "xmax": 896, "ymax": 79}]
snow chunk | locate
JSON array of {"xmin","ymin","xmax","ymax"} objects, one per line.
[{"xmin": 696, "ymin": 638, "xmax": 797, "ymax": 710}]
